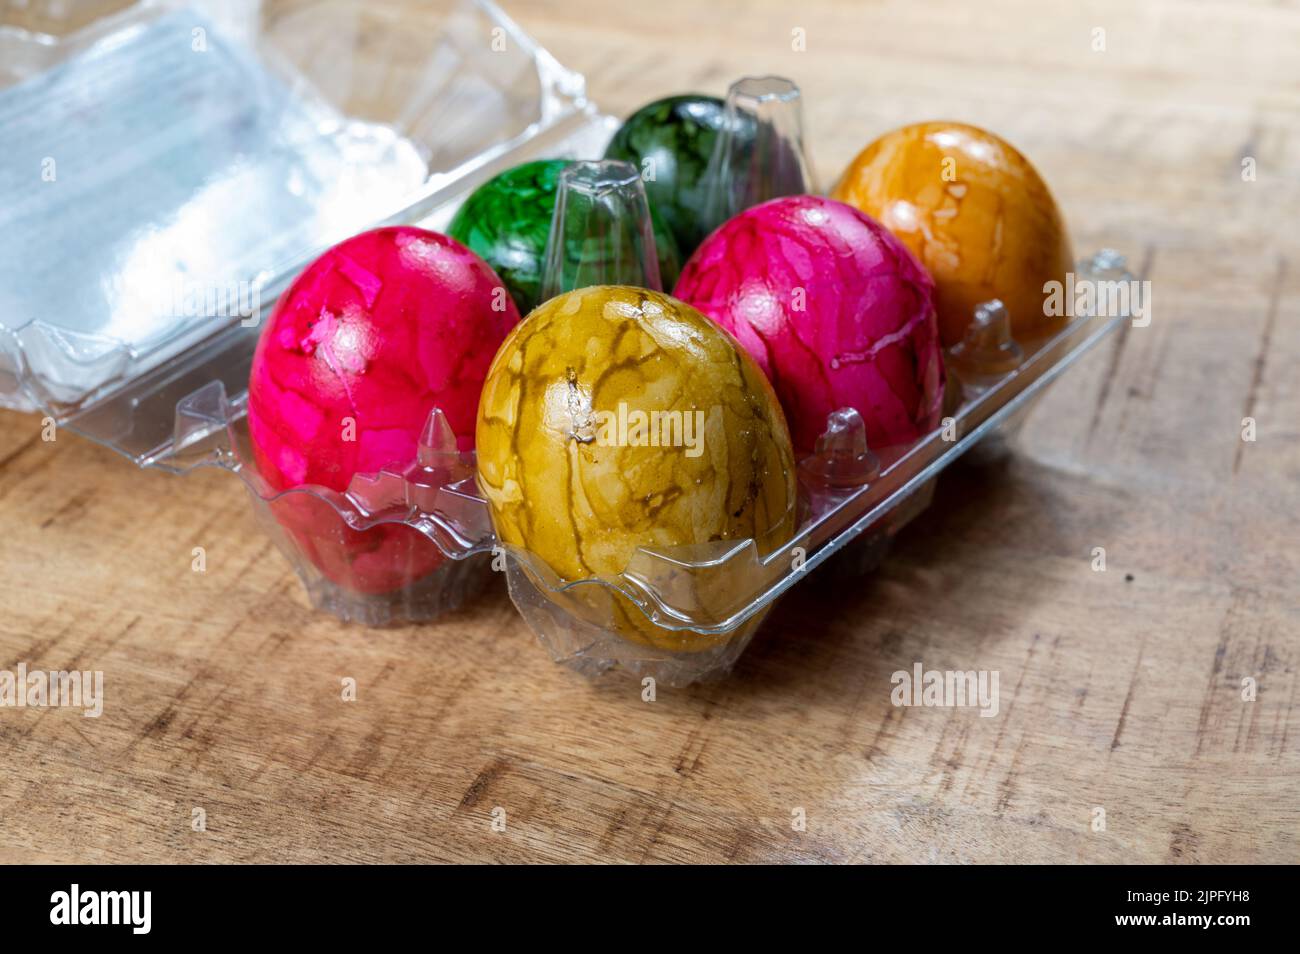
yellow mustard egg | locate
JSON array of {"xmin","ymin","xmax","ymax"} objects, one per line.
[{"xmin": 476, "ymin": 286, "xmax": 797, "ymax": 652}]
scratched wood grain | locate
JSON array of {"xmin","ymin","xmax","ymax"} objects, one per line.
[{"xmin": 0, "ymin": 0, "xmax": 1296, "ymax": 864}]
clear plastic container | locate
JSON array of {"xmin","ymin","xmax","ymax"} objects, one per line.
[
  {"xmin": 1, "ymin": 2, "xmax": 1135, "ymax": 680},
  {"xmin": 0, "ymin": 0, "xmax": 613, "ymax": 623},
  {"xmin": 0, "ymin": 0, "xmax": 612, "ymax": 437}
]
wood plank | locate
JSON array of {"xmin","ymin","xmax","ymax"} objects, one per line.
[{"xmin": 0, "ymin": 0, "xmax": 1296, "ymax": 863}]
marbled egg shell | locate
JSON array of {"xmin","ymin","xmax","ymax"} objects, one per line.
[
  {"xmin": 675, "ymin": 195, "xmax": 945, "ymax": 455},
  {"xmin": 831, "ymin": 121, "xmax": 1073, "ymax": 347},
  {"xmin": 475, "ymin": 286, "xmax": 797, "ymax": 650},
  {"xmin": 604, "ymin": 95, "xmax": 731, "ymax": 257},
  {"xmin": 249, "ymin": 226, "xmax": 520, "ymax": 593}
]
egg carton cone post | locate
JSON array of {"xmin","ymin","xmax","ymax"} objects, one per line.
[
  {"xmin": 539, "ymin": 159, "xmax": 670, "ymax": 299},
  {"xmin": 699, "ymin": 75, "xmax": 817, "ymax": 236}
]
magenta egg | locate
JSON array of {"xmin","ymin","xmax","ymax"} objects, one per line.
[
  {"xmin": 248, "ymin": 226, "xmax": 519, "ymax": 594},
  {"xmin": 674, "ymin": 195, "xmax": 945, "ymax": 455}
]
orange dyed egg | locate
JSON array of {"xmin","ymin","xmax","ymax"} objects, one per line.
[{"xmin": 831, "ymin": 121, "xmax": 1073, "ymax": 348}]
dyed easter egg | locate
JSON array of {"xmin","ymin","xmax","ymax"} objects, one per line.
[
  {"xmin": 448, "ymin": 159, "xmax": 680, "ymax": 315},
  {"xmin": 476, "ymin": 286, "xmax": 797, "ymax": 651},
  {"xmin": 674, "ymin": 195, "xmax": 945, "ymax": 455},
  {"xmin": 831, "ymin": 121, "xmax": 1073, "ymax": 347},
  {"xmin": 249, "ymin": 226, "xmax": 520, "ymax": 594},
  {"xmin": 605, "ymin": 95, "xmax": 738, "ymax": 256}
]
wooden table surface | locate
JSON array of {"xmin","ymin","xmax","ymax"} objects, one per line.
[{"xmin": 2, "ymin": 0, "xmax": 1297, "ymax": 864}]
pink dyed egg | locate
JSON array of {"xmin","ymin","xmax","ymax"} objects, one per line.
[
  {"xmin": 674, "ymin": 195, "xmax": 945, "ymax": 454},
  {"xmin": 248, "ymin": 226, "xmax": 519, "ymax": 594}
]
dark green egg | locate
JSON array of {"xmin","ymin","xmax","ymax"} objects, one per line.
[
  {"xmin": 448, "ymin": 159, "xmax": 679, "ymax": 314},
  {"xmin": 604, "ymin": 95, "xmax": 733, "ymax": 257}
]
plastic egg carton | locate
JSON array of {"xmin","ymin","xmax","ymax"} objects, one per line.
[
  {"xmin": 176, "ymin": 249, "xmax": 1132, "ymax": 684},
  {"xmin": 0, "ymin": 0, "xmax": 1135, "ymax": 686}
]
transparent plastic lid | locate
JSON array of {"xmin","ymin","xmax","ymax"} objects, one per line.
[{"xmin": 0, "ymin": 0, "xmax": 613, "ymax": 467}]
